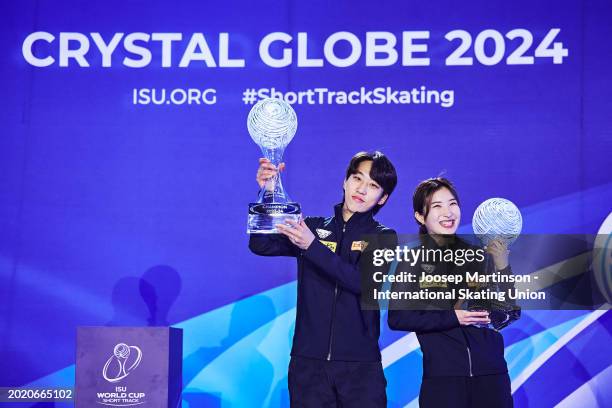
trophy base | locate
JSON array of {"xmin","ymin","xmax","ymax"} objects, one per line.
[
  {"xmin": 247, "ymin": 202, "xmax": 302, "ymax": 234},
  {"xmin": 468, "ymin": 306, "xmax": 521, "ymax": 331},
  {"xmin": 467, "ymin": 306, "xmax": 493, "ymax": 329}
]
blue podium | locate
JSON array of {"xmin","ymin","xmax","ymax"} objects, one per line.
[{"xmin": 76, "ymin": 327, "xmax": 183, "ymax": 407}]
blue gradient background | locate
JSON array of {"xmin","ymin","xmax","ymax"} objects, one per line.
[{"xmin": 1, "ymin": 0, "xmax": 611, "ymax": 407}]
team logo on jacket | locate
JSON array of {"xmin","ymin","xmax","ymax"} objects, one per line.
[
  {"xmin": 351, "ymin": 241, "xmax": 368, "ymax": 251},
  {"xmin": 421, "ymin": 264, "xmax": 436, "ymax": 274},
  {"xmin": 316, "ymin": 228, "xmax": 332, "ymax": 239},
  {"xmin": 419, "ymin": 263, "xmax": 447, "ymax": 288},
  {"xmin": 319, "ymin": 240, "xmax": 337, "ymax": 252}
]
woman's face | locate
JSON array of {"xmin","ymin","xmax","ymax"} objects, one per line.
[{"xmin": 415, "ymin": 187, "xmax": 461, "ymax": 235}]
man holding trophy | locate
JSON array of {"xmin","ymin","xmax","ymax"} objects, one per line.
[{"xmin": 247, "ymin": 98, "xmax": 397, "ymax": 407}]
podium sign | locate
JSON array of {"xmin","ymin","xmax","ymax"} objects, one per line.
[{"xmin": 76, "ymin": 327, "xmax": 182, "ymax": 407}]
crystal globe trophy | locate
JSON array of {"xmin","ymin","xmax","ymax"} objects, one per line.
[
  {"xmin": 469, "ymin": 198, "xmax": 523, "ymax": 330},
  {"xmin": 247, "ymin": 98, "xmax": 302, "ymax": 234},
  {"xmin": 472, "ymin": 198, "xmax": 523, "ymax": 246},
  {"xmin": 593, "ymin": 214, "xmax": 612, "ymax": 305}
]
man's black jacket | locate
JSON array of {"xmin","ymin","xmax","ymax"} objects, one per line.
[{"xmin": 249, "ymin": 204, "xmax": 396, "ymax": 362}]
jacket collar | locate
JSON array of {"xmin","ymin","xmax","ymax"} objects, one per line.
[
  {"xmin": 334, "ymin": 202, "xmax": 375, "ymax": 230},
  {"xmin": 420, "ymin": 233, "xmax": 456, "ymax": 248}
]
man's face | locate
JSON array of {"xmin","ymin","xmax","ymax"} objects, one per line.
[
  {"xmin": 343, "ymin": 160, "xmax": 388, "ymax": 214},
  {"xmin": 416, "ymin": 187, "xmax": 461, "ymax": 235}
]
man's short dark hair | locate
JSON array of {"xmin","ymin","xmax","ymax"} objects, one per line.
[{"xmin": 344, "ymin": 151, "xmax": 398, "ymax": 214}]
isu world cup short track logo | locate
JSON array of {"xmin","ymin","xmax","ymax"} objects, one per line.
[{"xmin": 102, "ymin": 343, "xmax": 143, "ymax": 383}]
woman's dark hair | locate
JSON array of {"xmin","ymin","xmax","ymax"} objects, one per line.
[
  {"xmin": 413, "ymin": 177, "xmax": 460, "ymax": 233},
  {"xmin": 344, "ymin": 151, "xmax": 397, "ymax": 214}
]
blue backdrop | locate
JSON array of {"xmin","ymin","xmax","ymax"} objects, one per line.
[{"xmin": 1, "ymin": 0, "xmax": 611, "ymax": 407}]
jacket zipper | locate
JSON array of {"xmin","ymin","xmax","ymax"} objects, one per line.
[
  {"xmin": 466, "ymin": 346, "xmax": 473, "ymax": 377},
  {"xmin": 326, "ymin": 223, "xmax": 346, "ymax": 361},
  {"xmin": 459, "ymin": 326, "xmax": 474, "ymax": 377},
  {"xmin": 326, "ymin": 284, "xmax": 338, "ymax": 360}
]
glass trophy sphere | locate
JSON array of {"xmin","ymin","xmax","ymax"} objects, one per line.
[
  {"xmin": 472, "ymin": 198, "xmax": 523, "ymax": 245},
  {"xmin": 247, "ymin": 98, "xmax": 298, "ymax": 150},
  {"xmin": 593, "ymin": 213, "xmax": 612, "ymax": 304}
]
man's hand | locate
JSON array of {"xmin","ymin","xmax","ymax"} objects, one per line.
[
  {"xmin": 455, "ymin": 310, "xmax": 491, "ymax": 326},
  {"xmin": 485, "ymin": 239, "xmax": 509, "ymax": 271},
  {"xmin": 256, "ymin": 158, "xmax": 285, "ymax": 189},
  {"xmin": 276, "ymin": 219, "xmax": 315, "ymax": 250}
]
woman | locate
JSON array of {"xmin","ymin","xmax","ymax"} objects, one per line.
[{"xmin": 388, "ymin": 177, "xmax": 515, "ymax": 408}]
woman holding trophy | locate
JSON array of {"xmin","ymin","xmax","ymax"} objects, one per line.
[{"xmin": 388, "ymin": 177, "xmax": 518, "ymax": 408}]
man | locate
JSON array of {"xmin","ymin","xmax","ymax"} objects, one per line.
[{"xmin": 249, "ymin": 151, "xmax": 397, "ymax": 407}]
